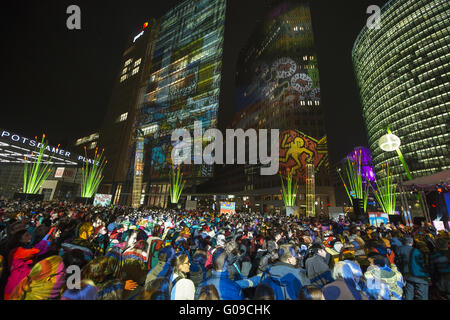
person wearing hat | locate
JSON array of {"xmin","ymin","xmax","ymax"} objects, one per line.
[
  {"xmin": 322, "ymin": 260, "xmax": 369, "ymax": 300},
  {"xmin": 3, "ymin": 221, "xmax": 51, "ymax": 300},
  {"xmin": 364, "ymin": 252, "xmax": 404, "ymax": 300}
]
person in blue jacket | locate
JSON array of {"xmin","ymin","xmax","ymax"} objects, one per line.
[
  {"xmin": 259, "ymin": 244, "xmax": 310, "ymax": 300},
  {"xmin": 195, "ymin": 248, "xmax": 244, "ymax": 300}
]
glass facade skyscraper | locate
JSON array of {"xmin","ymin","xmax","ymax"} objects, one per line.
[
  {"xmin": 352, "ymin": 0, "xmax": 450, "ymax": 184},
  {"xmin": 136, "ymin": 0, "xmax": 226, "ymax": 207}
]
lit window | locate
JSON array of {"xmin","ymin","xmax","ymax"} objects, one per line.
[
  {"xmin": 124, "ymin": 59, "xmax": 132, "ymax": 67},
  {"xmin": 132, "ymin": 67, "xmax": 140, "ymax": 76},
  {"xmin": 122, "ymin": 67, "xmax": 127, "ymax": 75},
  {"xmin": 120, "ymin": 75, "xmax": 128, "ymax": 83},
  {"xmin": 75, "ymin": 139, "xmax": 83, "ymax": 146},
  {"xmin": 117, "ymin": 113, "xmax": 128, "ymax": 123},
  {"xmin": 142, "ymin": 124, "xmax": 159, "ymax": 135},
  {"xmin": 134, "ymin": 58, "xmax": 142, "ymax": 67},
  {"xmin": 88, "ymin": 142, "xmax": 97, "ymax": 150}
]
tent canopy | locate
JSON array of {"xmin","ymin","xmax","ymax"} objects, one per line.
[{"xmin": 402, "ymin": 169, "xmax": 450, "ymax": 189}]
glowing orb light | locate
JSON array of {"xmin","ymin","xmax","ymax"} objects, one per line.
[{"xmin": 379, "ymin": 134, "xmax": 401, "ymax": 152}]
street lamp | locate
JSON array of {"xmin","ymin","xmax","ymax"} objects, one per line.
[{"xmin": 378, "ymin": 125, "xmax": 429, "ymax": 224}]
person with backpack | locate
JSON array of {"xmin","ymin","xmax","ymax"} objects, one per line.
[
  {"xmin": 259, "ymin": 244, "xmax": 310, "ymax": 300},
  {"xmin": 395, "ymin": 236, "xmax": 430, "ymax": 300},
  {"xmin": 364, "ymin": 252, "xmax": 404, "ymax": 300}
]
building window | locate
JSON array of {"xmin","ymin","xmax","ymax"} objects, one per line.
[
  {"xmin": 88, "ymin": 142, "xmax": 97, "ymax": 150},
  {"xmin": 117, "ymin": 113, "xmax": 128, "ymax": 123},
  {"xmin": 134, "ymin": 58, "xmax": 142, "ymax": 67},
  {"xmin": 124, "ymin": 59, "xmax": 132, "ymax": 67},
  {"xmin": 120, "ymin": 75, "xmax": 128, "ymax": 83},
  {"xmin": 132, "ymin": 67, "xmax": 140, "ymax": 76},
  {"xmin": 122, "ymin": 67, "xmax": 127, "ymax": 75},
  {"xmin": 142, "ymin": 124, "xmax": 159, "ymax": 136}
]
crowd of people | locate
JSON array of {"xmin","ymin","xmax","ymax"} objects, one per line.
[{"xmin": 0, "ymin": 199, "xmax": 448, "ymax": 301}]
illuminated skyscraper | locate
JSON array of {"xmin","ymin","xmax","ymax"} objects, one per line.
[
  {"xmin": 228, "ymin": 0, "xmax": 335, "ymax": 215},
  {"xmin": 136, "ymin": 0, "xmax": 226, "ymax": 208},
  {"xmin": 97, "ymin": 20, "xmax": 160, "ymax": 205},
  {"xmin": 352, "ymin": 0, "xmax": 449, "ymax": 186}
]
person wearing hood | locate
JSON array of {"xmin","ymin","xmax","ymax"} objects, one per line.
[
  {"xmin": 322, "ymin": 260, "xmax": 369, "ymax": 300},
  {"xmin": 3, "ymin": 222, "xmax": 51, "ymax": 300},
  {"xmin": 364, "ymin": 252, "xmax": 404, "ymax": 300},
  {"xmin": 9, "ymin": 255, "xmax": 66, "ymax": 300},
  {"xmin": 259, "ymin": 244, "xmax": 310, "ymax": 300},
  {"xmin": 195, "ymin": 248, "xmax": 244, "ymax": 300}
]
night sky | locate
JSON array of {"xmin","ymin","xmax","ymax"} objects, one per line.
[{"xmin": 1, "ymin": 0, "xmax": 387, "ymax": 165}]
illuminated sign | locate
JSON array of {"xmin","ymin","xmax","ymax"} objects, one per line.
[
  {"xmin": 134, "ymin": 31, "xmax": 144, "ymax": 43},
  {"xmin": 1, "ymin": 130, "xmax": 71, "ymax": 158},
  {"xmin": 93, "ymin": 194, "xmax": 112, "ymax": 207},
  {"xmin": 0, "ymin": 129, "xmax": 97, "ymax": 165},
  {"xmin": 220, "ymin": 201, "xmax": 236, "ymax": 215},
  {"xmin": 368, "ymin": 212, "xmax": 389, "ymax": 227}
]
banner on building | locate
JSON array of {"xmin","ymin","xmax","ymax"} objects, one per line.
[{"xmin": 94, "ymin": 194, "xmax": 112, "ymax": 207}]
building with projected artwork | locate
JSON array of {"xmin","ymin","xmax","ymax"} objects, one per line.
[
  {"xmin": 352, "ymin": 0, "xmax": 450, "ymax": 211},
  {"xmin": 199, "ymin": 0, "xmax": 335, "ymax": 215},
  {"xmin": 133, "ymin": 0, "xmax": 226, "ymax": 208},
  {"xmin": 96, "ymin": 19, "xmax": 160, "ymax": 206}
]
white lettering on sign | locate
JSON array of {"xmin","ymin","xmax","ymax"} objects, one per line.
[{"xmin": 0, "ymin": 129, "xmax": 89, "ymax": 164}]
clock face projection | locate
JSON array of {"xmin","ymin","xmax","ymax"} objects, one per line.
[
  {"xmin": 291, "ymin": 73, "xmax": 313, "ymax": 93},
  {"xmin": 309, "ymin": 88, "xmax": 320, "ymax": 101},
  {"xmin": 272, "ymin": 57, "xmax": 297, "ymax": 79}
]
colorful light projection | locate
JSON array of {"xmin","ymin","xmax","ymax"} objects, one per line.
[
  {"xmin": 280, "ymin": 169, "xmax": 298, "ymax": 207},
  {"xmin": 279, "ymin": 130, "xmax": 328, "ymax": 182},
  {"xmin": 169, "ymin": 165, "xmax": 185, "ymax": 204},
  {"xmin": 337, "ymin": 157, "xmax": 370, "ymax": 215},
  {"xmin": 23, "ymin": 134, "xmax": 55, "ymax": 195},
  {"xmin": 346, "ymin": 147, "xmax": 375, "ymax": 183},
  {"xmin": 140, "ymin": 1, "xmax": 225, "ymax": 180},
  {"xmin": 371, "ymin": 162, "xmax": 397, "ymax": 215},
  {"xmin": 80, "ymin": 147, "xmax": 107, "ymax": 199}
]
